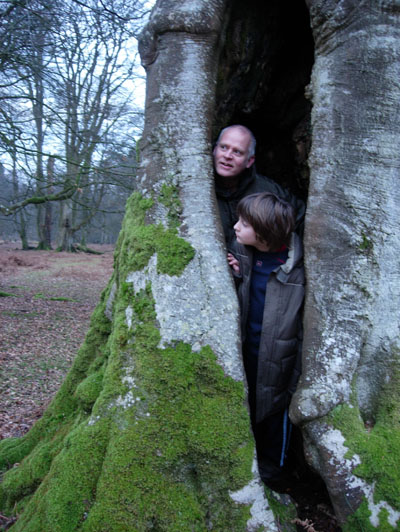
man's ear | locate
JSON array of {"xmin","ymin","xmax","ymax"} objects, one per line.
[{"xmin": 246, "ymin": 156, "xmax": 255, "ymax": 168}]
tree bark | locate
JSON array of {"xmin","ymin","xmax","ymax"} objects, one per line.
[
  {"xmin": 0, "ymin": 1, "xmax": 286, "ymax": 530},
  {"xmin": 57, "ymin": 199, "xmax": 75, "ymax": 252},
  {"xmin": 290, "ymin": 1, "xmax": 400, "ymax": 527}
]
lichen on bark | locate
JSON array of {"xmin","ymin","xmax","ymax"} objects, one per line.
[
  {"xmin": 326, "ymin": 359, "xmax": 400, "ymax": 531},
  {"xmin": 0, "ymin": 175, "xmax": 273, "ymax": 530}
]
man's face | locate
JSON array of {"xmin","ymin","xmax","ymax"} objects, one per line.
[{"xmin": 213, "ymin": 128, "xmax": 255, "ymax": 178}]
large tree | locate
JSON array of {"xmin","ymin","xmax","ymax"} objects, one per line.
[{"xmin": 1, "ymin": 0, "xmax": 400, "ymax": 530}]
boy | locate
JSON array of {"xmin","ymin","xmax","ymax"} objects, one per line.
[{"xmin": 227, "ymin": 192, "xmax": 305, "ymax": 491}]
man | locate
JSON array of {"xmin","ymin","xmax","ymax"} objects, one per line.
[{"xmin": 214, "ymin": 124, "xmax": 305, "ymax": 247}]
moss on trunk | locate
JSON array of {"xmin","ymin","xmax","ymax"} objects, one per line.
[
  {"xmin": 327, "ymin": 361, "xmax": 400, "ymax": 531},
  {"xmin": 0, "ymin": 190, "xmax": 258, "ymax": 531}
]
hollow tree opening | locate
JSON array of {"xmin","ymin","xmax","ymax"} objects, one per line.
[
  {"xmin": 212, "ymin": 0, "xmax": 337, "ymax": 522},
  {"xmin": 214, "ymin": 0, "xmax": 314, "ymax": 201}
]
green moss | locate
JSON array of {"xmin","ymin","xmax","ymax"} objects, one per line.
[
  {"xmin": 0, "ymin": 290, "xmax": 15, "ymax": 297},
  {"xmin": 0, "ymin": 426, "xmax": 71, "ymax": 512},
  {"xmin": 9, "ymin": 419, "xmax": 111, "ymax": 532},
  {"xmin": 342, "ymin": 500, "xmax": 375, "ymax": 532},
  {"xmin": 359, "ymin": 231, "xmax": 373, "ymax": 252},
  {"xmin": 265, "ymin": 489, "xmax": 297, "ymax": 531},
  {"xmin": 343, "ymin": 499, "xmax": 398, "ymax": 532},
  {"xmin": 82, "ymin": 339, "xmax": 253, "ymax": 531},
  {"xmin": 115, "ymin": 190, "xmax": 194, "ymax": 280},
  {"xmin": 0, "ymin": 297, "xmax": 112, "ymax": 511},
  {"xmin": 330, "ymin": 362, "xmax": 400, "ymax": 530},
  {"xmin": 75, "ymin": 366, "xmax": 105, "ymax": 411},
  {"xmin": 33, "ymin": 293, "xmax": 76, "ymax": 302},
  {"xmin": 0, "ymin": 186, "xmax": 258, "ymax": 531},
  {"xmin": 159, "ymin": 181, "xmax": 183, "ymax": 229}
]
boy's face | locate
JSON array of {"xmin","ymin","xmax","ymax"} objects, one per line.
[{"xmin": 234, "ymin": 217, "xmax": 270, "ymax": 251}]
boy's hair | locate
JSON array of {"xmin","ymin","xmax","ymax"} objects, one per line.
[{"xmin": 237, "ymin": 192, "xmax": 295, "ymax": 250}]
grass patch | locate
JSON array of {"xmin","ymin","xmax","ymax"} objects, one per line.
[
  {"xmin": 1, "ymin": 310, "xmax": 44, "ymax": 318},
  {"xmin": 33, "ymin": 293, "xmax": 76, "ymax": 302}
]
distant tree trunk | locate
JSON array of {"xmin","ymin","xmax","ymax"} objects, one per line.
[
  {"xmin": 57, "ymin": 198, "xmax": 75, "ymax": 252},
  {"xmin": 17, "ymin": 211, "xmax": 29, "ymax": 250},
  {"xmin": 42, "ymin": 156, "xmax": 54, "ymax": 249},
  {"xmin": 30, "ymin": 35, "xmax": 48, "ymax": 251},
  {"xmin": 36, "ymin": 205, "xmax": 45, "ymax": 248},
  {"xmin": 11, "ymin": 148, "xmax": 29, "ymax": 250}
]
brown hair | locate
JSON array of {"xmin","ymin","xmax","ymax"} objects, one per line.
[{"xmin": 237, "ymin": 192, "xmax": 295, "ymax": 250}]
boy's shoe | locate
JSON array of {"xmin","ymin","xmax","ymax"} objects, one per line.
[{"xmin": 260, "ymin": 469, "xmax": 298, "ymax": 493}]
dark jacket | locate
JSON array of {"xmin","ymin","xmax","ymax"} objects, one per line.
[
  {"xmin": 215, "ymin": 166, "xmax": 305, "ymax": 248},
  {"xmin": 234, "ymin": 233, "xmax": 305, "ymax": 423}
]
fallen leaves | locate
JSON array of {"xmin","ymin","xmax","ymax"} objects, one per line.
[{"xmin": 0, "ymin": 243, "xmax": 114, "ymax": 439}]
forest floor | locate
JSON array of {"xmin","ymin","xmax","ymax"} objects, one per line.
[
  {"xmin": 0, "ymin": 241, "xmax": 341, "ymax": 532},
  {"xmin": 0, "ymin": 241, "xmax": 114, "ymax": 440}
]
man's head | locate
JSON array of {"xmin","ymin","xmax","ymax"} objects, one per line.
[
  {"xmin": 213, "ymin": 125, "xmax": 256, "ymax": 178},
  {"xmin": 235, "ymin": 192, "xmax": 295, "ymax": 251}
]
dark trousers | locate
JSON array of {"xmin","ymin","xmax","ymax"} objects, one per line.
[{"xmin": 243, "ymin": 348, "xmax": 292, "ymax": 484}]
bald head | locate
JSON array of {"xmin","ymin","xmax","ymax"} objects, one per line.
[{"xmin": 213, "ymin": 125, "xmax": 256, "ymax": 179}]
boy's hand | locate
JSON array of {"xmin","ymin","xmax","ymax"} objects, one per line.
[{"xmin": 227, "ymin": 253, "xmax": 240, "ymax": 274}]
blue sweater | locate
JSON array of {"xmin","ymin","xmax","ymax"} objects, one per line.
[{"xmin": 246, "ymin": 247, "xmax": 288, "ymax": 358}]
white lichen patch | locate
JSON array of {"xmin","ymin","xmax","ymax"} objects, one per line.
[
  {"xmin": 105, "ymin": 281, "xmax": 117, "ymax": 321},
  {"xmin": 111, "ymin": 367, "xmax": 150, "ymax": 419},
  {"xmin": 86, "ymin": 366, "xmax": 142, "ymax": 425},
  {"xmin": 126, "ymin": 252, "xmax": 244, "ymax": 382},
  {"xmin": 319, "ymin": 427, "xmax": 400, "ymax": 529},
  {"xmin": 229, "ymin": 457, "xmax": 278, "ymax": 532},
  {"xmin": 365, "ymin": 484, "xmax": 400, "ymax": 528},
  {"xmin": 114, "ymin": 390, "xmax": 140, "ymax": 409},
  {"xmin": 87, "ymin": 415, "xmax": 101, "ymax": 426},
  {"xmin": 319, "ymin": 428, "xmax": 361, "ymax": 472},
  {"xmin": 125, "ymin": 305, "xmax": 133, "ymax": 329}
]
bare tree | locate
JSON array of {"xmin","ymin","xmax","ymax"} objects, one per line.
[{"xmin": 0, "ymin": 0, "xmax": 148, "ymax": 249}]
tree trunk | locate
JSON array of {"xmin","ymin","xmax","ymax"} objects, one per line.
[
  {"xmin": 57, "ymin": 199, "xmax": 75, "ymax": 252},
  {"xmin": 42, "ymin": 156, "xmax": 55, "ymax": 250},
  {"xmin": 11, "ymin": 146, "xmax": 30, "ymax": 250},
  {"xmin": 17, "ymin": 210, "xmax": 29, "ymax": 250},
  {"xmin": 0, "ymin": 2, "xmax": 283, "ymax": 531},
  {"xmin": 36, "ymin": 205, "xmax": 48, "ymax": 250},
  {"xmin": 289, "ymin": 1, "xmax": 400, "ymax": 528}
]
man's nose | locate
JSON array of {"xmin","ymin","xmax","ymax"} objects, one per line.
[{"xmin": 224, "ymin": 148, "xmax": 233, "ymax": 158}]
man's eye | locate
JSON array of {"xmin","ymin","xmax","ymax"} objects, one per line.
[{"xmin": 233, "ymin": 150, "xmax": 242, "ymax": 156}]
